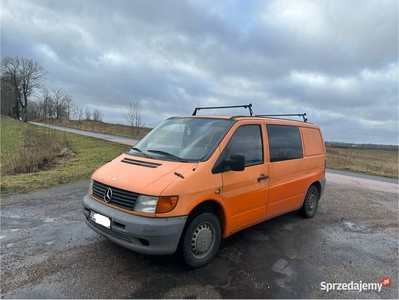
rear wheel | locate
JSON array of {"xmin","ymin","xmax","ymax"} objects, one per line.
[
  {"xmin": 181, "ymin": 212, "xmax": 221, "ymax": 269},
  {"xmin": 298, "ymin": 185, "xmax": 319, "ymax": 218}
]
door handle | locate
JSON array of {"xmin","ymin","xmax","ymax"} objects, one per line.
[{"xmin": 257, "ymin": 174, "xmax": 269, "ymax": 182}]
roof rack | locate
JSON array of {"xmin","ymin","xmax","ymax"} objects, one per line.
[
  {"xmin": 192, "ymin": 103, "xmax": 254, "ymax": 116},
  {"xmin": 256, "ymin": 113, "xmax": 308, "ymax": 122}
]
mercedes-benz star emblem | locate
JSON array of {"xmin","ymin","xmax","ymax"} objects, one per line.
[{"xmin": 104, "ymin": 188, "xmax": 113, "ymax": 203}]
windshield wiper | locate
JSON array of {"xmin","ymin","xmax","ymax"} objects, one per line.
[
  {"xmin": 131, "ymin": 147, "xmax": 151, "ymax": 158},
  {"xmin": 147, "ymin": 150, "xmax": 187, "ymax": 162}
]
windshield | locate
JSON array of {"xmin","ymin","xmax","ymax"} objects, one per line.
[{"xmin": 129, "ymin": 118, "xmax": 233, "ymax": 162}]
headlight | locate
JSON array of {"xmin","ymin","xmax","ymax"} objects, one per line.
[
  {"xmin": 134, "ymin": 195, "xmax": 179, "ymax": 213},
  {"xmin": 89, "ymin": 178, "xmax": 93, "ymax": 195},
  {"xmin": 134, "ymin": 195, "xmax": 158, "ymax": 213}
]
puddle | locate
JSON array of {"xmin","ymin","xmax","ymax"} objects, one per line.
[
  {"xmin": 344, "ymin": 221, "xmax": 367, "ymax": 232},
  {"xmin": 283, "ymin": 223, "xmax": 295, "ymax": 231},
  {"xmin": 44, "ymin": 218, "xmax": 56, "ymax": 223},
  {"xmin": 9, "ymin": 215, "xmax": 22, "ymax": 218}
]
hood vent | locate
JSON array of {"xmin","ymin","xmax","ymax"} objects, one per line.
[{"xmin": 121, "ymin": 157, "xmax": 161, "ymax": 168}]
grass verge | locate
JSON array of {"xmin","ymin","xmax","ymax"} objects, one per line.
[{"xmin": 1, "ymin": 116, "xmax": 129, "ymax": 195}]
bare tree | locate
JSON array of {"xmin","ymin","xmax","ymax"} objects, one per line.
[
  {"xmin": 49, "ymin": 89, "xmax": 68, "ymax": 119},
  {"xmin": 75, "ymin": 106, "xmax": 85, "ymax": 121},
  {"xmin": 92, "ymin": 108, "xmax": 104, "ymax": 122},
  {"xmin": 20, "ymin": 58, "xmax": 47, "ymax": 121},
  {"xmin": 27, "ymin": 101, "xmax": 40, "ymax": 120},
  {"xmin": 1, "ymin": 56, "xmax": 47, "ymax": 121},
  {"xmin": 1, "ymin": 57, "xmax": 23, "ymax": 120},
  {"xmin": 123, "ymin": 101, "xmax": 145, "ymax": 136},
  {"xmin": 38, "ymin": 88, "xmax": 54, "ymax": 119},
  {"xmin": 64, "ymin": 95, "xmax": 74, "ymax": 120},
  {"xmin": 0, "ymin": 80, "xmax": 16, "ymax": 116},
  {"xmin": 85, "ymin": 107, "xmax": 92, "ymax": 121}
]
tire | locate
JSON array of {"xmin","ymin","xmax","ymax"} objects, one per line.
[
  {"xmin": 181, "ymin": 212, "xmax": 221, "ymax": 269},
  {"xmin": 298, "ymin": 185, "xmax": 319, "ymax": 218}
]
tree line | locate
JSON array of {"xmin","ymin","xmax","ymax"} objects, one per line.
[
  {"xmin": 27, "ymin": 88, "xmax": 105, "ymax": 122},
  {"xmin": 1, "ymin": 55, "xmax": 104, "ymax": 122},
  {"xmin": 2, "ymin": 55, "xmax": 145, "ymax": 134}
]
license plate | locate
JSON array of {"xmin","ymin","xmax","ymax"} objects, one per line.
[{"xmin": 89, "ymin": 211, "xmax": 111, "ymax": 229}]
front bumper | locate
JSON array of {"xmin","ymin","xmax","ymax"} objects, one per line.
[{"xmin": 83, "ymin": 194, "xmax": 187, "ymax": 255}]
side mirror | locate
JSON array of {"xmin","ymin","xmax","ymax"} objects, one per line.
[
  {"xmin": 212, "ymin": 153, "xmax": 246, "ymax": 174},
  {"xmin": 225, "ymin": 154, "xmax": 246, "ymax": 171}
]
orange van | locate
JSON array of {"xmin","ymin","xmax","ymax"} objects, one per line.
[{"xmin": 83, "ymin": 104, "xmax": 326, "ymax": 268}]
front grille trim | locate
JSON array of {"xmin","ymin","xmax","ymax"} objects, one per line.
[{"xmin": 92, "ymin": 180, "xmax": 139, "ymax": 211}]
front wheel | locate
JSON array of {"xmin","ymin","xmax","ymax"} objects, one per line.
[
  {"xmin": 298, "ymin": 185, "xmax": 319, "ymax": 218},
  {"xmin": 181, "ymin": 212, "xmax": 221, "ymax": 269}
]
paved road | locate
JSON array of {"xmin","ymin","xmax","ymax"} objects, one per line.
[
  {"xmin": 326, "ymin": 168, "xmax": 398, "ymax": 184},
  {"xmin": 1, "ymin": 172, "xmax": 398, "ymax": 298},
  {"xmin": 29, "ymin": 122, "xmax": 139, "ymax": 146}
]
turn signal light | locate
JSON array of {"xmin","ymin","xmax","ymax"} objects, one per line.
[{"xmin": 156, "ymin": 196, "xmax": 178, "ymax": 213}]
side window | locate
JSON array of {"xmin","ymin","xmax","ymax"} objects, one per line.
[
  {"xmin": 223, "ymin": 125, "xmax": 263, "ymax": 166},
  {"xmin": 267, "ymin": 125, "xmax": 303, "ymax": 162}
]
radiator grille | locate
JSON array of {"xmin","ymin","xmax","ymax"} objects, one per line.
[{"xmin": 92, "ymin": 180, "xmax": 139, "ymax": 211}]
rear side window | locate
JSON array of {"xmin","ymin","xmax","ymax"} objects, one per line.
[{"xmin": 266, "ymin": 125, "xmax": 303, "ymax": 162}]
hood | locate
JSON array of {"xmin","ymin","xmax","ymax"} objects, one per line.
[{"xmin": 92, "ymin": 154, "xmax": 195, "ymax": 196}]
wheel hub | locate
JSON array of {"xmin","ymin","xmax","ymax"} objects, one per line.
[
  {"xmin": 191, "ymin": 224, "xmax": 213, "ymax": 256},
  {"xmin": 307, "ymin": 193, "xmax": 315, "ymax": 211}
]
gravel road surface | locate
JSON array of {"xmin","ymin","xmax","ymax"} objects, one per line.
[{"xmin": 1, "ymin": 172, "xmax": 397, "ymax": 299}]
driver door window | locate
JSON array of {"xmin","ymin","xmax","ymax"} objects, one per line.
[{"xmin": 223, "ymin": 125, "xmax": 264, "ymax": 166}]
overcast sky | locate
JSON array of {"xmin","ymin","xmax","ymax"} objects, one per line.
[{"xmin": 1, "ymin": 0, "xmax": 398, "ymax": 144}]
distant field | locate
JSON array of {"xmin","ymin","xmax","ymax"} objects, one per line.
[
  {"xmin": 1, "ymin": 116, "xmax": 129, "ymax": 195},
  {"xmin": 326, "ymin": 146, "xmax": 398, "ymax": 179}
]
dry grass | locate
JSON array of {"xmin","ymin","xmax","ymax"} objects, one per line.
[
  {"xmin": 327, "ymin": 146, "xmax": 398, "ymax": 179},
  {"xmin": 3, "ymin": 126, "xmax": 74, "ymax": 175}
]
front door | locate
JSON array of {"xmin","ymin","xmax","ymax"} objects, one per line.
[{"xmin": 220, "ymin": 124, "xmax": 269, "ymax": 233}]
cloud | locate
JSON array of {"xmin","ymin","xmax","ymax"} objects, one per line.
[{"xmin": 1, "ymin": 0, "xmax": 398, "ymax": 143}]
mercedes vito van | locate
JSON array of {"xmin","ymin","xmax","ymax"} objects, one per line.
[{"xmin": 83, "ymin": 104, "xmax": 326, "ymax": 268}]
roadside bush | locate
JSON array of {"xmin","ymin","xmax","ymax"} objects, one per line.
[{"xmin": 3, "ymin": 127, "xmax": 74, "ymax": 175}]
